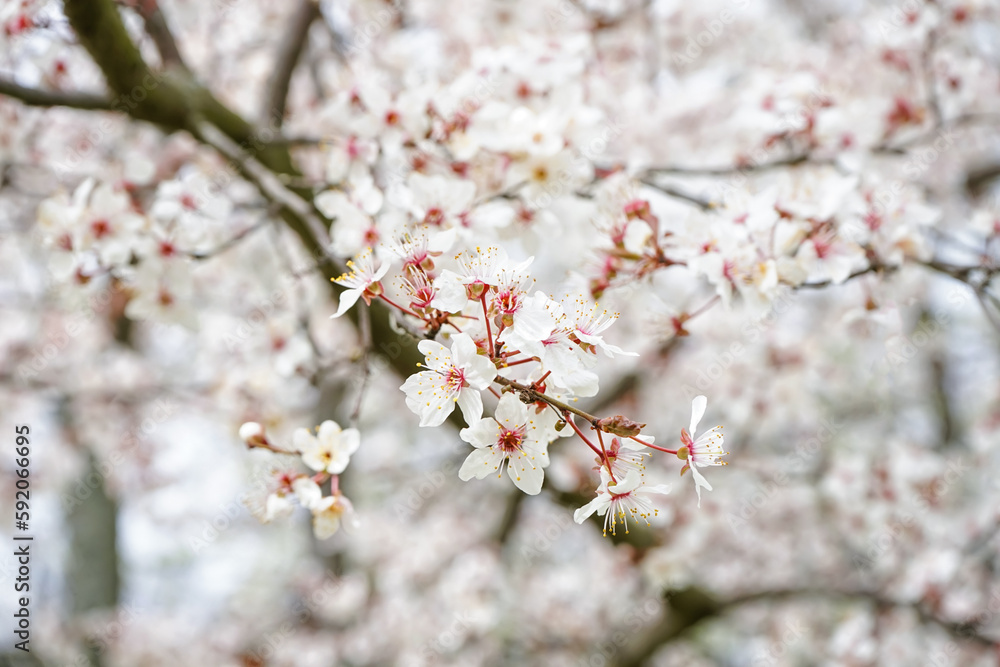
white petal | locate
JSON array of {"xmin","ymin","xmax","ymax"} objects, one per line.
[
  {"xmin": 507, "ymin": 450, "xmax": 544, "ymax": 495},
  {"xmin": 460, "ymin": 417, "xmax": 501, "ymax": 448},
  {"xmin": 690, "ymin": 395, "xmax": 707, "ymax": 434},
  {"xmin": 402, "ymin": 372, "xmax": 454, "ymax": 427},
  {"xmin": 449, "ymin": 333, "xmax": 479, "ymax": 367},
  {"xmin": 313, "ymin": 511, "xmax": 341, "ymax": 540},
  {"xmin": 464, "ymin": 354, "xmax": 499, "ymax": 389},
  {"xmin": 301, "ymin": 449, "xmax": 329, "ymax": 473},
  {"xmin": 456, "ymin": 387, "xmax": 484, "ymax": 426},
  {"xmin": 459, "ymin": 447, "xmax": 502, "ymax": 481},
  {"xmin": 338, "ymin": 428, "xmax": 361, "ymax": 457},
  {"xmin": 317, "ymin": 420, "xmax": 342, "ymax": 444},
  {"xmin": 326, "ymin": 451, "xmax": 351, "ymax": 475},
  {"xmin": 293, "ymin": 427, "xmax": 317, "ymax": 453},
  {"xmin": 430, "ymin": 270, "xmax": 469, "ymax": 312},
  {"xmin": 689, "ymin": 465, "xmax": 713, "ymax": 508},
  {"xmin": 293, "ymin": 478, "xmax": 323, "ymax": 509},
  {"xmin": 331, "ymin": 288, "xmax": 362, "ymax": 318},
  {"xmin": 573, "ymin": 494, "xmax": 606, "ymax": 524},
  {"xmin": 416, "ymin": 340, "xmax": 450, "ymax": 370},
  {"xmin": 610, "ymin": 469, "xmax": 642, "ymax": 495},
  {"xmin": 494, "ymin": 393, "xmax": 527, "ymax": 428}
]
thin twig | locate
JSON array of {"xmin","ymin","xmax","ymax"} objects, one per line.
[{"xmin": 133, "ymin": 0, "xmax": 188, "ymax": 69}]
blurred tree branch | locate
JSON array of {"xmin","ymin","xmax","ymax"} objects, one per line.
[
  {"xmin": 0, "ymin": 78, "xmax": 111, "ymax": 111},
  {"xmin": 52, "ymin": 0, "xmax": 444, "ymax": 420},
  {"xmin": 131, "ymin": 0, "xmax": 188, "ymax": 70},
  {"xmin": 262, "ymin": 0, "xmax": 321, "ymax": 127},
  {"xmin": 611, "ymin": 586, "xmax": 998, "ymax": 667}
]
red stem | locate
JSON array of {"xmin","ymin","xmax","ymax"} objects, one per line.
[
  {"xmin": 565, "ymin": 413, "xmax": 602, "ymax": 457},
  {"xmin": 596, "ymin": 429, "xmax": 617, "ymax": 484},
  {"xmin": 379, "ymin": 294, "xmax": 424, "ymax": 319},
  {"xmin": 687, "ymin": 294, "xmax": 720, "ymax": 321},
  {"xmin": 481, "ymin": 293, "xmax": 495, "ymax": 358},
  {"xmin": 629, "ymin": 435, "xmax": 677, "ymax": 455}
]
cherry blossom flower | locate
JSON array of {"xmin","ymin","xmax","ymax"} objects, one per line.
[
  {"xmin": 246, "ymin": 471, "xmax": 304, "ymax": 523},
  {"xmin": 564, "ymin": 296, "xmax": 635, "ymax": 358},
  {"xmin": 293, "ymin": 420, "xmax": 361, "ymax": 475},
  {"xmin": 291, "ymin": 477, "xmax": 323, "ymax": 509},
  {"xmin": 151, "ymin": 171, "xmax": 233, "ymax": 230},
  {"xmin": 331, "ymin": 249, "xmax": 391, "ymax": 318},
  {"xmin": 678, "ymin": 395, "xmax": 728, "ymax": 507},
  {"xmin": 311, "ymin": 492, "xmax": 358, "ymax": 540},
  {"xmin": 458, "ymin": 392, "xmax": 550, "ymax": 495},
  {"xmin": 401, "ymin": 333, "xmax": 498, "ymax": 427},
  {"xmin": 407, "ymin": 172, "xmax": 476, "ymax": 230},
  {"xmin": 261, "ymin": 493, "xmax": 295, "ymax": 523},
  {"xmin": 315, "ymin": 175, "xmax": 386, "ymax": 258},
  {"xmin": 602, "ymin": 436, "xmax": 650, "ymax": 480},
  {"xmin": 431, "ymin": 246, "xmax": 531, "ymax": 312},
  {"xmin": 78, "ymin": 181, "xmax": 145, "ymax": 267},
  {"xmin": 573, "ymin": 469, "xmax": 671, "ymax": 536},
  {"xmin": 124, "ymin": 260, "xmax": 198, "ymax": 328}
]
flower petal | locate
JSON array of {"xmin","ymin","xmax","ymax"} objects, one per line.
[
  {"xmin": 459, "ymin": 447, "xmax": 502, "ymax": 480},
  {"xmin": 507, "ymin": 449, "xmax": 544, "ymax": 495},
  {"xmin": 456, "ymin": 387, "xmax": 484, "ymax": 426},
  {"xmin": 574, "ymin": 494, "xmax": 607, "ymax": 524},
  {"xmin": 494, "ymin": 393, "xmax": 527, "ymax": 428},
  {"xmin": 331, "ymin": 288, "xmax": 362, "ymax": 318},
  {"xmin": 690, "ymin": 395, "xmax": 707, "ymax": 434},
  {"xmin": 460, "ymin": 417, "xmax": 501, "ymax": 448},
  {"xmin": 690, "ymin": 465, "xmax": 713, "ymax": 508},
  {"xmin": 293, "ymin": 427, "xmax": 317, "ymax": 454}
]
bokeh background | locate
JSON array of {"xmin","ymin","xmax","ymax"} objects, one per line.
[{"xmin": 2, "ymin": 0, "xmax": 1000, "ymax": 665}]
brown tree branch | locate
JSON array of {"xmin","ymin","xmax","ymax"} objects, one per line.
[
  {"xmin": 262, "ymin": 0, "xmax": 322, "ymax": 127},
  {"xmin": 54, "ymin": 0, "xmax": 464, "ymax": 436},
  {"xmin": 133, "ymin": 0, "xmax": 188, "ymax": 70},
  {"xmin": 0, "ymin": 77, "xmax": 112, "ymax": 111},
  {"xmin": 611, "ymin": 586, "xmax": 998, "ymax": 667}
]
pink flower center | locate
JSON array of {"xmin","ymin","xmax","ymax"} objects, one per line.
[
  {"xmin": 495, "ymin": 288, "xmax": 520, "ymax": 314},
  {"xmin": 498, "ymin": 427, "xmax": 525, "ymax": 454},
  {"xmin": 423, "ymin": 207, "xmax": 445, "ymax": 226},
  {"xmin": 444, "ymin": 367, "xmax": 466, "ymax": 393},
  {"xmin": 90, "ymin": 219, "xmax": 111, "ymax": 239},
  {"xmin": 157, "ymin": 288, "xmax": 175, "ymax": 307}
]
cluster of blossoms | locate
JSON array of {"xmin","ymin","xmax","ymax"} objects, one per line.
[
  {"xmin": 238, "ymin": 420, "xmax": 360, "ymax": 539},
  {"xmin": 7, "ymin": 0, "xmax": 1000, "ymax": 662},
  {"xmin": 331, "ymin": 242, "xmax": 729, "ymax": 534},
  {"xmin": 35, "ymin": 169, "xmax": 250, "ymax": 331}
]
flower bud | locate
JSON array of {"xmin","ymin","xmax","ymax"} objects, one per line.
[
  {"xmin": 239, "ymin": 422, "xmax": 268, "ymax": 448},
  {"xmin": 596, "ymin": 415, "xmax": 646, "ymax": 437},
  {"xmin": 466, "ymin": 282, "xmax": 486, "ymax": 300}
]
